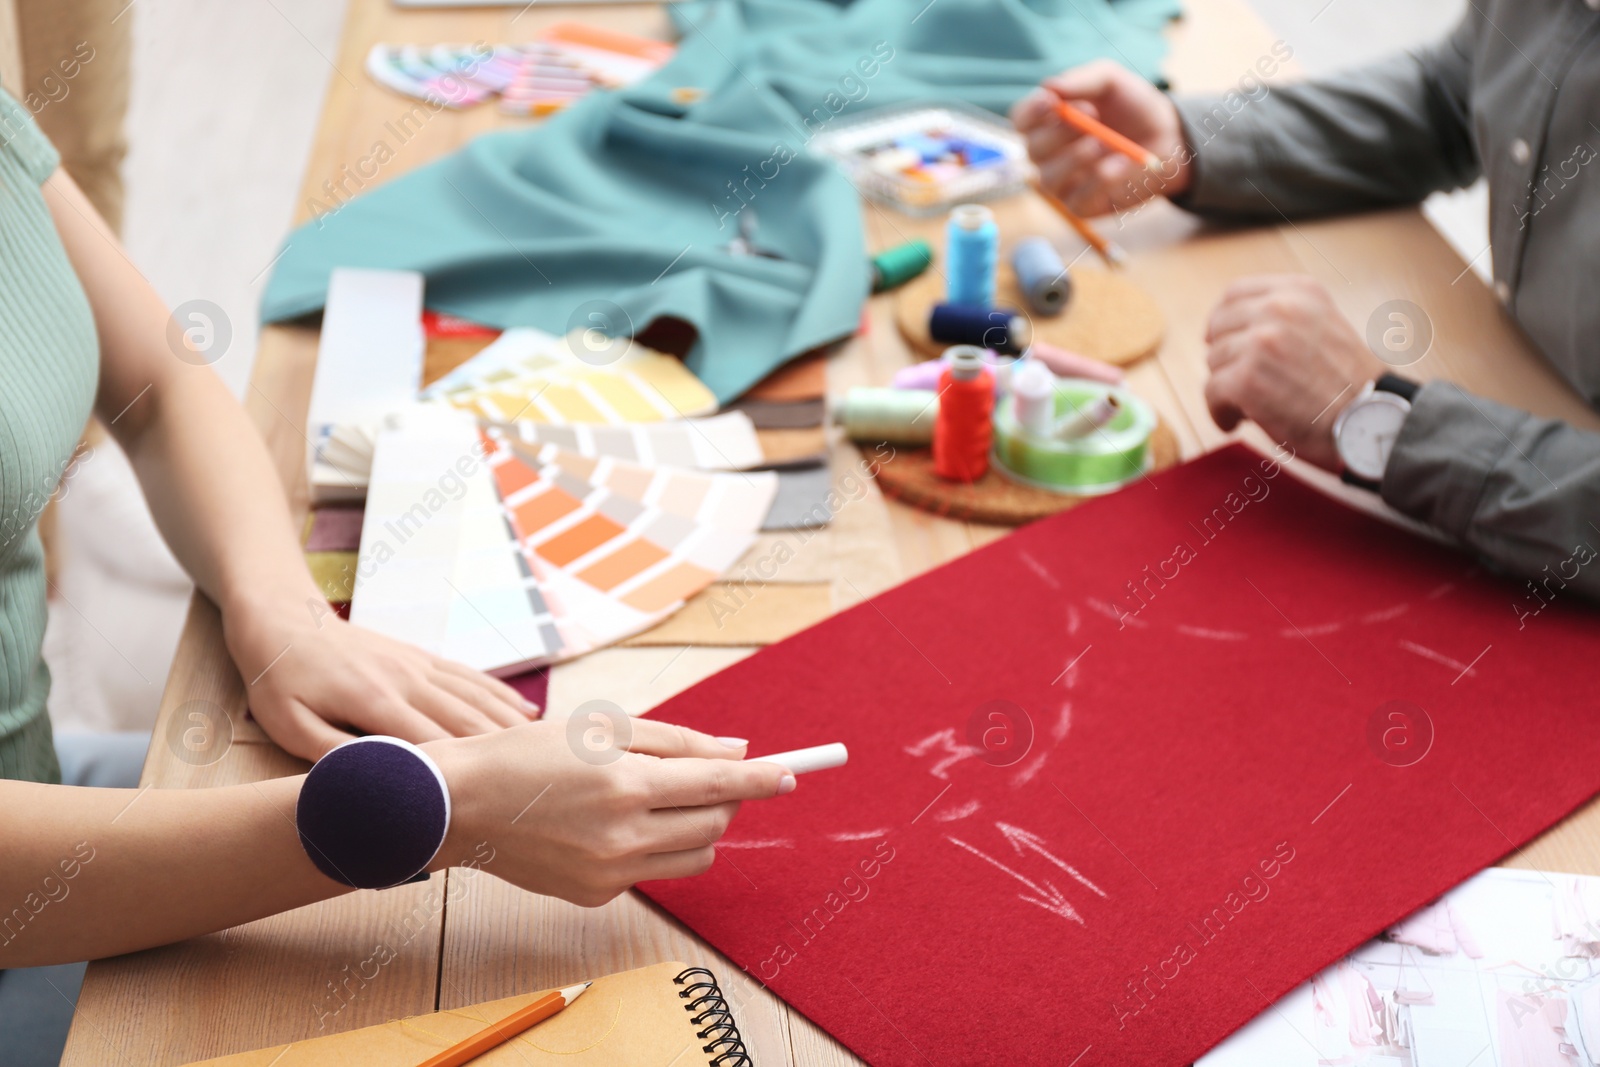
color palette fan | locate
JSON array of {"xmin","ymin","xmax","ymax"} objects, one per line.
[
  {"xmin": 365, "ymin": 24, "xmax": 673, "ymax": 116},
  {"xmin": 349, "ymin": 410, "xmax": 774, "ymax": 673},
  {"xmin": 423, "ymin": 327, "xmax": 718, "ymax": 425}
]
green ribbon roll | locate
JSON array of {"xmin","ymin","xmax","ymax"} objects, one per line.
[{"xmin": 993, "ymin": 379, "xmax": 1154, "ymax": 494}]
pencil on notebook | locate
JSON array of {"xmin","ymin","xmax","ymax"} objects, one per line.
[
  {"xmin": 1027, "ymin": 178, "xmax": 1127, "ymax": 268},
  {"xmin": 416, "ymin": 982, "xmax": 590, "ymax": 1067},
  {"xmin": 1048, "ymin": 94, "xmax": 1162, "ymax": 172}
]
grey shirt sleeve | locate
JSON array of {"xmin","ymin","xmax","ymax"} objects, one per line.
[
  {"xmin": 1382, "ymin": 382, "xmax": 1600, "ymax": 601},
  {"xmin": 1170, "ymin": 15, "xmax": 1480, "ymax": 219}
]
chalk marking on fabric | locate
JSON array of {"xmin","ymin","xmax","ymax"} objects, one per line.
[
  {"xmin": 827, "ymin": 829, "xmax": 890, "ymax": 842},
  {"xmin": 1398, "ymin": 639, "xmax": 1472, "ymax": 676},
  {"xmin": 945, "ymin": 835, "xmax": 1085, "ymax": 925},
  {"xmin": 933, "ymin": 799, "xmax": 983, "ymax": 823},
  {"xmin": 1175, "ymin": 625, "xmax": 1249, "ymax": 641}
]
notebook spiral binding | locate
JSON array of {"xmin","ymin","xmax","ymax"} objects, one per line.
[{"xmin": 674, "ymin": 966, "xmax": 752, "ymax": 1067}]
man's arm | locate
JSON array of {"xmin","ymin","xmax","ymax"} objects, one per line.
[
  {"xmin": 1383, "ymin": 383, "xmax": 1600, "ymax": 604},
  {"xmin": 1173, "ymin": 14, "xmax": 1480, "ymax": 219},
  {"xmin": 1202, "ymin": 274, "xmax": 1600, "ymax": 604}
]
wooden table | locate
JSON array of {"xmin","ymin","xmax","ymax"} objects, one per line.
[{"xmin": 63, "ymin": 0, "xmax": 1600, "ymax": 1063}]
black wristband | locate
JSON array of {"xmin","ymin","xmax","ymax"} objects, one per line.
[
  {"xmin": 296, "ymin": 737, "xmax": 451, "ymax": 889},
  {"xmin": 1375, "ymin": 373, "xmax": 1420, "ymax": 402}
]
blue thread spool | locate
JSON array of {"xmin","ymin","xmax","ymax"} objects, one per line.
[
  {"xmin": 928, "ymin": 302, "xmax": 1032, "ymax": 355},
  {"xmin": 945, "ymin": 204, "xmax": 998, "ymax": 307},
  {"xmin": 1011, "ymin": 236, "xmax": 1072, "ymax": 317}
]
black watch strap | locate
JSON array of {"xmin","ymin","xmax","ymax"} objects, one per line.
[
  {"xmin": 1374, "ymin": 373, "xmax": 1419, "ymax": 402},
  {"xmin": 1341, "ymin": 469, "xmax": 1381, "ymax": 492}
]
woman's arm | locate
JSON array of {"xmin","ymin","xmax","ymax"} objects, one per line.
[
  {"xmin": 39, "ymin": 169, "xmax": 532, "ymax": 760},
  {"xmin": 1, "ymin": 721, "xmax": 793, "ymax": 968},
  {"xmin": 0, "ymin": 774, "xmax": 338, "ymax": 967}
]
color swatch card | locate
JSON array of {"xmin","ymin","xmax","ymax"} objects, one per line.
[
  {"xmin": 499, "ymin": 436, "xmax": 778, "ymax": 534},
  {"xmin": 1202, "ymin": 867, "xmax": 1600, "ymax": 1066},
  {"xmin": 352, "ymin": 410, "xmax": 767, "ymax": 672},
  {"xmin": 350, "ymin": 410, "xmax": 560, "ymax": 676},
  {"xmin": 485, "ymin": 411, "xmax": 766, "ymax": 471},
  {"xmin": 483, "ymin": 429, "xmax": 754, "ymax": 619},
  {"xmin": 635, "ymin": 444, "xmax": 1600, "ymax": 1066},
  {"xmin": 306, "ymin": 268, "xmax": 425, "ymax": 503},
  {"xmin": 423, "ymin": 327, "xmax": 717, "ymax": 425}
]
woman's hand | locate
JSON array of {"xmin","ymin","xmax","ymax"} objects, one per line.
[
  {"xmin": 426, "ymin": 719, "xmax": 795, "ymax": 906},
  {"xmin": 224, "ymin": 598, "xmax": 536, "ymax": 761},
  {"xmin": 1011, "ymin": 59, "xmax": 1193, "ymax": 217}
]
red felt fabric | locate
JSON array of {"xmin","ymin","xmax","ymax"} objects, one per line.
[{"xmin": 637, "ymin": 444, "xmax": 1600, "ymax": 1066}]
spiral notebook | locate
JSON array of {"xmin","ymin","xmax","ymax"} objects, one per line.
[{"xmin": 181, "ymin": 961, "xmax": 748, "ymax": 1066}]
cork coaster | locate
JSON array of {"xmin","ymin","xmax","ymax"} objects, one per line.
[
  {"xmin": 894, "ymin": 261, "xmax": 1164, "ymax": 366},
  {"xmin": 869, "ymin": 419, "xmax": 1180, "ymax": 525}
]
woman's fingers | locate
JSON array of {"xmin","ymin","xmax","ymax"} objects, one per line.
[
  {"xmin": 430, "ymin": 657, "xmax": 537, "ymax": 718},
  {"xmin": 407, "ymin": 685, "xmax": 502, "ymax": 737},
  {"xmin": 427, "ymin": 668, "xmax": 529, "ymax": 729},
  {"xmin": 643, "ymin": 756, "xmax": 793, "ymax": 809},
  {"xmin": 631, "ymin": 845, "xmax": 719, "ymax": 883},
  {"xmin": 643, "ymin": 801, "xmax": 740, "ymax": 852},
  {"xmin": 344, "ymin": 694, "xmax": 454, "ymax": 744},
  {"xmin": 255, "ymin": 698, "xmax": 354, "ymax": 762},
  {"xmin": 626, "ymin": 718, "xmax": 749, "ymax": 760}
]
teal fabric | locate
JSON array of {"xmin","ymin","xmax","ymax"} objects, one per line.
[{"xmin": 262, "ymin": 0, "xmax": 1179, "ymax": 403}]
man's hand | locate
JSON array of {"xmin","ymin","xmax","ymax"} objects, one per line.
[
  {"xmin": 1203, "ymin": 275, "xmax": 1386, "ymax": 471},
  {"xmin": 225, "ymin": 601, "xmax": 536, "ymax": 761},
  {"xmin": 1011, "ymin": 59, "xmax": 1193, "ymax": 217}
]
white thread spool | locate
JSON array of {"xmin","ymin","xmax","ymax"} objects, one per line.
[
  {"xmin": 1053, "ymin": 392, "xmax": 1121, "ymax": 439},
  {"xmin": 1011, "ymin": 360, "xmax": 1056, "ymax": 438}
]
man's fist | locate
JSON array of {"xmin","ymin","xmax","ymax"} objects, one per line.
[{"xmin": 1203, "ymin": 275, "xmax": 1386, "ymax": 471}]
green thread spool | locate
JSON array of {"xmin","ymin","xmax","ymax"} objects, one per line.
[
  {"xmin": 993, "ymin": 379, "xmax": 1155, "ymax": 494},
  {"xmin": 871, "ymin": 239, "xmax": 934, "ymax": 293},
  {"xmin": 837, "ymin": 387, "xmax": 939, "ymax": 444}
]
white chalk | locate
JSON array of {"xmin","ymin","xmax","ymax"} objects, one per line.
[{"xmin": 752, "ymin": 742, "xmax": 849, "ymax": 775}]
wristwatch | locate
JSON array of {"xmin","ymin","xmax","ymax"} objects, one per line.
[{"xmin": 1333, "ymin": 373, "xmax": 1419, "ymax": 490}]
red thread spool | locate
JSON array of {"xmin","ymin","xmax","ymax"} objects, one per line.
[{"xmin": 933, "ymin": 345, "xmax": 994, "ymax": 482}]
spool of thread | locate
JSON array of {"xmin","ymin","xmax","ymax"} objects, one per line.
[
  {"xmin": 1054, "ymin": 393, "xmax": 1121, "ymax": 439},
  {"xmin": 892, "ymin": 349, "xmax": 1016, "ymax": 393},
  {"xmin": 945, "ymin": 204, "xmax": 998, "ymax": 307},
  {"xmin": 837, "ymin": 387, "xmax": 939, "ymax": 445},
  {"xmin": 871, "ymin": 239, "xmax": 934, "ymax": 293},
  {"xmin": 1027, "ymin": 339, "xmax": 1124, "ymax": 384},
  {"xmin": 1011, "ymin": 237, "xmax": 1072, "ymax": 317},
  {"xmin": 1011, "ymin": 360, "xmax": 1057, "ymax": 438},
  {"xmin": 933, "ymin": 346, "xmax": 994, "ymax": 483},
  {"xmin": 929, "ymin": 303, "xmax": 1032, "ymax": 355}
]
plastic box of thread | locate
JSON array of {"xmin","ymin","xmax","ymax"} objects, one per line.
[{"xmin": 809, "ymin": 102, "xmax": 1030, "ymax": 215}]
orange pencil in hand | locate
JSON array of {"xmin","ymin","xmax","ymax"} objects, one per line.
[
  {"xmin": 1049, "ymin": 94, "xmax": 1162, "ymax": 172},
  {"xmin": 1027, "ymin": 178, "xmax": 1127, "ymax": 267},
  {"xmin": 417, "ymin": 982, "xmax": 590, "ymax": 1067}
]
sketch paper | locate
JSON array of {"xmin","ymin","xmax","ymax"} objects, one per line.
[{"xmin": 1202, "ymin": 867, "xmax": 1600, "ymax": 1066}]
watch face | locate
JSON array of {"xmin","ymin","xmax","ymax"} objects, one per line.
[{"xmin": 1337, "ymin": 394, "xmax": 1410, "ymax": 481}]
